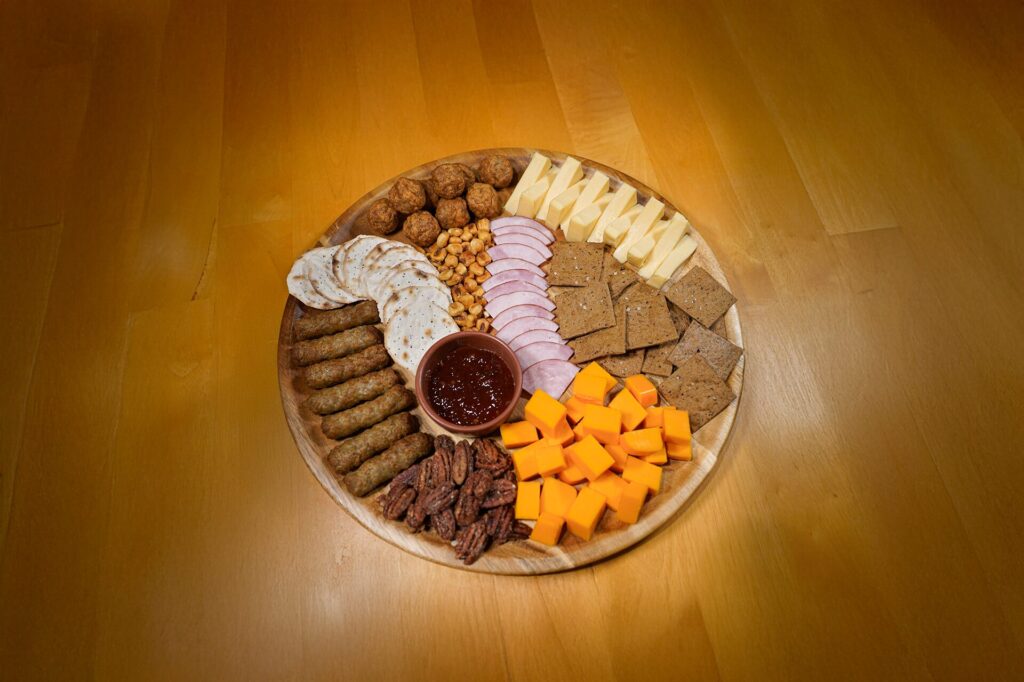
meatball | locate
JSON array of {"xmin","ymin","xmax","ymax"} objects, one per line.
[
  {"xmin": 495, "ymin": 186, "xmax": 514, "ymax": 208},
  {"xmin": 402, "ymin": 210, "xmax": 441, "ymax": 247},
  {"xmin": 456, "ymin": 163, "xmax": 477, "ymax": 188},
  {"xmin": 465, "ymin": 183, "xmax": 502, "ymax": 219},
  {"xmin": 477, "ymin": 155, "xmax": 515, "ymax": 188},
  {"xmin": 387, "ymin": 177, "xmax": 426, "ymax": 214},
  {"xmin": 430, "ymin": 163, "xmax": 466, "ymax": 199},
  {"xmin": 423, "ymin": 177, "xmax": 440, "ymax": 208},
  {"xmin": 435, "ymin": 197, "xmax": 471, "ymax": 230},
  {"xmin": 365, "ymin": 198, "xmax": 399, "ymax": 235}
]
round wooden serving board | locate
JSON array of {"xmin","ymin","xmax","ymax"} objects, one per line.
[{"xmin": 278, "ymin": 148, "xmax": 744, "ymax": 574}]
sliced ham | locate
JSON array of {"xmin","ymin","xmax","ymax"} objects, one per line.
[
  {"xmin": 485, "ymin": 290, "xmax": 555, "ymax": 319},
  {"xmin": 483, "ymin": 279, "xmax": 546, "ymax": 302},
  {"xmin": 486, "ymin": 258, "xmax": 545, "ymax": 278},
  {"xmin": 508, "ymin": 329, "xmax": 565, "ymax": 352},
  {"xmin": 492, "ymin": 304, "xmax": 555, "ymax": 331},
  {"xmin": 515, "ymin": 342, "xmax": 575, "ymax": 371},
  {"xmin": 494, "ymin": 316, "xmax": 559, "ymax": 344},
  {"xmin": 522, "ymin": 359, "xmax": 579, "ymax": 399},
  {"xmin": 488, "ymin": 243, "xmax": 547, "ymax": 267},
  {"xmin": 491, "ymin": 219, "xmax": 555, "ymax": 243},
  {"xmin": 481, "ymin": 269, "xmax": 548, "ymax": 294},
  {"xmin": 493, "ymin": 232, "xmax": 553, "ymax": 260}
]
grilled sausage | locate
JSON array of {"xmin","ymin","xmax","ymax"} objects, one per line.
[
  {"xmin": 304, "ymin": 368, "xmax": 400, "ymax": 415},
  {"xmin": 292, "ymin": 325, "xmax": 382, "ymax": 367},
  {"xmin": 344, "ymin": 433, "xmax": 434, "ymax": 497},
  {"xmin": 320, "ymin": 385, "xmax": 416, "ymax": 439},
  {"xmin": 326, "ymin": 412, "xmax": 419, "ymax": 474},
  {"xmin": 293, "ymin": 300, "xmax": 380, "ymax": 341},
  {"xmin": 303, "ymin": 344, "xmax": 391, "ymax": 389}
]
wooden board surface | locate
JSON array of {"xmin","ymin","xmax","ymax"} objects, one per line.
[{"xmin": 277, "ymin": 148, "xmax": 744, "ymax": 573}]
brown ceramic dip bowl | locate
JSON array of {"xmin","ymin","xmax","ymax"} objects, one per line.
[{"xmin": 414, "ymin": 331, "xmax": 522, "ymax": 436}]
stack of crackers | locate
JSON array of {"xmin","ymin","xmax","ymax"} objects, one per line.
[{"xmin": 547, "ymin": 242, "xmax": 743, "ymax": 432}]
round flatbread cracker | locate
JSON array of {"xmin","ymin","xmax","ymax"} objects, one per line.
[
  {"xmin": 335, "ymin": 235, "xmax": 386, "ymax": 297},
  {"xmin": 287, "ymin": 259, "xmax": 338, "ymax": 310},
  {"xmin": 385, "ymin": 303, "xmax": 459, "ymax": 373},
  {"xmin": 380, "ymin": 284, "xmax": 452, "ymax": 324},
  {"xmin": 370, "ymin": 259, "xmax": 443, "ymax": 302},
  {"xmin": 303, "ymin": 246, "xmax": 359, "ymax": 304}
]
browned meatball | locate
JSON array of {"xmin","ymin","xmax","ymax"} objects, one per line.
[
  {"xmin": 430, "ymin": 164, "xmax": 466, "ymax": 199},
  {"xmin": 465, "ymin": 183, "xmax": 502, "ymax": 219},
  {"xmin": 387, "ymin": 177, "xmax": 426, "ymax": 214},
  {"xmin": 435, "ymin": 197, "xmax": 470, "ymax": 230},
  {"xmin": 422, "ymin": 177, "xmax": 440, "ymax": 208},
  {"xmin": 402, "ymin": 210, "xmax": 441, "ymax": 247},
  {"xmin": 495, "ymin": 186, "xmax": 513, "ymax": 208},
  {"xmin": 477, "ymin": 155, "xmax": 515, "ymax": 188},
  {"xmin": 365, "ymin": 198, "xmax": 399, "ymax": 234},
  {"xmin": 456, "ymin": 163, "xmax": 477, "ymax": 189}
]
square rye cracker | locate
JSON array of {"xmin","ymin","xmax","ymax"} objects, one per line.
[
  {"xmin": 548, "ymin": 242, "xmax": 604, "ymax": 287},
  {"xmin": 664, "ymin": 266, "xmax": 736, "ymax": 328},
  {"xmin": 658, "ymin": 354, "xmax": 736, "ymax": 431},
  {"xmin": 551, "ymin": 282, "xmax": 616, "ymax": 339},
  {"xmin": 668, "ymin": 321, "xmax": 743, "ymax": 380},
  {"xmin": 619, "ymin": 283, "xmax": 679, "ymax": 350},
  {"xmin": 601, "ymin": 252, "xmax": 640, "ymax": 299}
]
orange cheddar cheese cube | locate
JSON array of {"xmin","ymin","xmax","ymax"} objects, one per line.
[
  {"xmin": 643, "ymin": 447, "xmax": 668, "ymax": 465},
  {"xmin": 576, "ymin": 362, "xmax": 617, "ymax": 395},
  {"xmin": 512, "ymin": 448, "xmax": 540, "ymax": 481},
  {"xmin": 623, "ymin": 456, "xmax": 662, "ymax": 494},
  {"xmin": 644, "ymin": 406, "xmax": 665, "ymax": 428},
  {"xmin": 500, "ymin": 421, "xmax": 538, "ymax": 449},
  {"xmin": 564, "ymin": 396, "xmax": 589, "ymax": 424},
  {"xmin": 565, "ymin": 435, "xmax": 614, "ymax": 481},
  {"xmin": 609, "ymin": 388, "xmax": 646, "ymax": 431},
  {"xmin": 565, "ymin": 487, "xmax": 607, "ymax": 541},
  {"xmin": 540, "ymin": 477, "xmax": 578, "ymax": 517},
  {"xmin": 588, "ymin": 471, "xmax": 628, "ymax": 511},
  {"xmin": 572, "ymin": 372, "xmax": 609, "ymax": 404},
  {"xmin": 624, "ymin": 374, "xmax": 658, "ymax": 407},
  {"xmin": 549, "ymin": 417, "xmax": 575, "ymax": 446},
  {"xmin": 667, "ymin": 440, "xmax": 692, "ymax": 461},
  {"xmin": 524, "ymin": 389, "xmax": 567, "ymax": 436},
  {"xmin": 530, "ymin": 512, "xmax": 565, "ymax": 546},
  {"xmin": 558, "ymin": 464, "xmax": 587, "ymax": 485},
  {"xmin": 534, "ymin": 443, "xmax": 567, "ymax": 476},
  {"xmin": 581, "ymin": 404, "xmax": 622, "ymax": 444},
  {"xmin": 605, "ymin": 443, "xmax": 628, "ymax": 473},
  {"xmin": 572, "ymin": 421, "xmax": 589, "ymax": 442},
  {"xmin": 663, "ymin": 408, "xmax": 692, "ymax": 445},
  {"xmin": 515, "ymin": 480, "xmax": 541, "ymax": 519},
  {"xmin": 616, "ymin": 480, "xmax": 649, "ymax": 524},
  {"xmin": 620, "ymin": 427, "xmax": 664, "ymax": 455}
]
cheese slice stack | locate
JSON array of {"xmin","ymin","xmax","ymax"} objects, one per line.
[
  {"xmin": 613, "ymin": 198, "xmax": 665, "ymax": 262},
  {"xmin": 504, "ymin": 152, "xmax": 551, "ymax": 215}
]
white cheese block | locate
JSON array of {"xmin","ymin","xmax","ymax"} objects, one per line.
[
  {"xmin": 560, "ymin": 171, "xmax": 610, "ymax": 230},
  {"xmin": 601, "ymin": 205, "xmax": 643, "ymax": 246},
  {"xmin": 544, "ymin": 180, "xmax": 586, "ymax": 229},
  {"xmin": 612, "ymin": 198, "xmax": 665, "ymax": 262},
  {"xmin": 638, "ymin": 214, "xmax": 688, "ymax": 279},
  {"xmin": 536, "ymin": 157, "xmax": 583, "ymax": 224},
  {"xmin": 564, "ymin": 194, "xmax": 612, "ymax": 242},
  {"xmin": 504, "ymin": 152, "xmax": 551, "ymax": 215},
  {"xmin": 515, "ymin": 172, "xmax": 555, "ymax": 218},
  {"xmin": 648, "ymin": 234, "xmax": 698, "ymax": 288},
  {"xmin": 626, "ymin": 218, "xmax": 671, "ymax": 266},
  {"xmin": 588, "ymin": 183, "xmax": 637, "ymax": 243}
]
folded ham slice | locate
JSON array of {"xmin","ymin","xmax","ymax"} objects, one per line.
[
  {"xmin": 493, "ymin": 232, "xmax": 553, "ymax": 260},
  {"xmin": 507, "ymin": 329, "xmax": 564, "ymax": 352},
  {"xmin": 488, "ymin": 243, "xmax": 547, "ymax": 267},
  {"xmin": 483, "ymin": 280, "xmax": 546, "ymax": 303},
  {"xmin": 515, "ymin": 341, "xmax": 574, "ymax": 371},
  {"xmin": 522, "ymin": 359, "xmax": 579, "ymax": 399},
  {"xmin": 481, "ymin": 269, "xmax": 548, "ymax": 293},
  {"xmin": 491, "ymin": 304, "xmax": 555, "ymax": 331},
  {"xmin": 490, "ymin": 217, "xmax": 554, "ymax": 243},
  {"xmin": 486, "ymin": 258, "xmax": 545, "ymax": 278},
  {"xmin": 485, "ymin": 290, "xmax": 555, "ymax": 319},
  {"xmin": 494, "ymin": 316, "xmax": 559, "ymax": 344}
]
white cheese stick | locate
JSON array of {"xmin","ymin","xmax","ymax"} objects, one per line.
[
  {"xmin": 638, "ymin": 214, "xmax": 688, "ymax": 279},
  {"xmin": 627, "ymin": 218, "xmax": 671, "ymax": 266},
  {"xmin": 612, "ymin": 198, "xmax": 665, "ymax": 262},
  {"xmin": 560, "ymin": 171, "xmax": 610, "ymax": 230},
  {"xmin": 515, "ymin": 170, "xmax": 557, "ymax": 218},
  {"xmin": 564, "ymin": 194, "xmax": 612, "ymax": 242},
  {"xmin": 536, "ymin": 157, "xmax": 583, "ymax": 224},
  {"xmin": 504, "ymin": 152, "xmax": 551, "ymax": 215},
  {"xmin": 602, "ymin": 205, "xmax": 643, "ymax": 247},
  {"xmin": 648, "ymin": 234, "xmax": 698, "ymax": 288},
  {"xmin": 544, "ymin": 180, "xmax": 586, "ymax": 229},
  {"xmin": 588, "ymin": 183, "xmax": 637, "ymax": 243}
]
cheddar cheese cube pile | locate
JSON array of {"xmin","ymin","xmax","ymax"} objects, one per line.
[{"xmin": 503, "ymin": 362, "xmax": 693, "ymax": 547}]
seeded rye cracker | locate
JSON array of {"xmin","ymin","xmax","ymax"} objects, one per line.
[
  {"xmin": 618, "ymin": 283, "xmax": 679, "ymax": 350},
  {"xmin": 547, "ymin": 241, "xmax": 604, "ymax": 286},
  {"xmin": 669, "ymin": 321, "xmax": 743, "ymax": 380},
  {"xmin": 601, "ymin": 252, "xmax": 640, "ymax": 299},
  {"xmin": 659, "ymin": 354, "xmax": 736, "ymax": 431},
  {"xmin": 568, "ymin": 313, "xmax": 627, "ymax": 364},
  {"xmin": 664, "ymin": 265, "xmax": 736, "ymax": 328},
  {"xmin": 642, "ymin": 341, "xmax": 675, "ymax": 376},
  {"xmin": 669, "ymin": 302, "xmax": 691, "ymax": 335},
  {"xmin": 550, "ymin": 282, "xmax": 616, "ymax": 339},
  {"xmin": 599, "ymin": 348, "xmax": 646, "ymax": 377}
]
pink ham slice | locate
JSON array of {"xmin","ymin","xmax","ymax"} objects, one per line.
[
  {"xmin": 492, "ymin": 304, "xmax": 555, "ymax": 331},
  {"xmin": 494, "ymin": 316, "xmax": 559, "ymax": 344},
  {"xmin": 486, "ymin": 258, "xmax": 545, "ymax": 278},
  {"xmin": 508, "ymin": 329, "xmax": 564, "ymax": 352},
  {"xmin": 481, "ymin": 269, "xmax": 548, "ymax": 294},
  {"xmin": 515, "ymin": 341, "xmax": 574, "ymax": 371},
  {"xmin": 522, "ymin": 359, "xmax": 580, "ymax": 399},
  {"xmin": 483, "ymin": 279, "xmax": 546, "ymax": 302},
  {"xmin": 491, "ymin": 221, "xmax": 554, "ymax": 244},
  {"xmin": 485, "ymin": 290, "xmax": 555, "ymax": 319},
  {"xmin": 491, "ymin": 216, "xmax": 554, "ymax": 241},
  {"xmin": 488, "ymin": 244, "xmax": 547, "ymax": 267},
  {"xmin": 493, "ymin": 233, "xmax": 553, "ymax": 260}
]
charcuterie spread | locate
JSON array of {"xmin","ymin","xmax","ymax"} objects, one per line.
[{"xmin": 279, "ymin": 149, "xmax": 744, "ymax": 572}]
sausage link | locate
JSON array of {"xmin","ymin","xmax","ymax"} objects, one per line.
[
  {"xmin": 292, "ymin": 325, "xmax": 382, "ymax": 367},
  {"xmin": 305, "ymin": 368, "xmax": 400, "ymax": 415},
  {"xmin": 344, "ymin": 433, "xmax": 434, "ymax": 497},
  {"xmin": 303, "ymin": 344, "xmax": 391, "ymax": 389},
  {"xmin": 326, "ymin": 412, "xmax": 419, "ymax": 474},
  {"xmin": 320, "ymin": 385, "xmax": 416, "ymax": 439},
  {"xmin": 293, "ymin": 300, "xmax": 379, "ymax": 341}
]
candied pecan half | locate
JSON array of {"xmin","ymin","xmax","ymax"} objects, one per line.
[
  {"xmin": 391, "ymin": 463, "xmax": 421, "ymax": 490},
  {"xmin": 405, "ymin": 499, "xmax": 428, "ymax": 531},
  {"xmin": 484, "ymin": 505, "xmax": 513, "ymax": 538},
  {"xmin": 455, "ymin": 520, "xmax": 490, "ymax": 565},
  {"xmin": 481, "ymin": 479, "xmax": 516, "ymax": 509},
  {"xmin": 466, "ymin": 469, "xmax": 494, "ymax": 500},
  {"xmin": 454, "ymin": 486, "xmax": 483, "ymax": 527},
  {"xmin": 432, "ymin": 508, "xmax": 457, "ymax": 542},
  {"xmin": 435, "ymin": 434, "xmax": 455, "ymax": 457},
  {"xmin": 510, "ymin": 521, "xmax": 532, "ymax": 540},
  {"xmin": 382, "ymin": 486, "xmax": 417, "ymax": 521},
  {"xmin": 451, "ymin": 441, "xmax": 473, "ymax": 486},
  {"xmin": 422, "ymin": 481, "xmax": 458, "ymax": 514}
]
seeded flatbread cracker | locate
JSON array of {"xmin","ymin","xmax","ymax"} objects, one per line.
[
  {"xmin": 664, "ymin": 266, "xmax": 736, "ymax": 328},
  {"xmin": 598, "ymin": 348, "xmax": 645, "ymax": 377},
  {"xmin": 658, "ymin": 354, "xmax": 735, "ymax": 431},
  {"xmin": 669, "ymin": 301, "xmax": 691, "ymax": 335},
  {"xmin": 551, "ymin": 282, "xmax": 616, "ymax": 340},
  {"xmin": 568, "ymin": 315, "xmax": 627, "ymax": 364},
  {"xmin": 668, "ymin": 321, "xmax": 743, "ymax": 380},
  {"xmin": 601, "ymin": 252, "xmax": 639, "ymax": 299},
  {"xmin": 384, "ymin": 303, "xmax": 459, "ymax": 373},
  {"xmin": 618, "ymin": 283, "xmax": 678, "ymax": 350},
  {"xmin": 547, "ymin": 241, "xmax": 604, "ymax": 287},
  {"xmin": 641, "ymin": 341, "xmax": 675, "ymax": 377}
]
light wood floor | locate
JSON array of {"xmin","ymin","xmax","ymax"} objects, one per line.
[{"xmin": 2, "ymin": 0, "xmax": 1023, "ymax": 679}]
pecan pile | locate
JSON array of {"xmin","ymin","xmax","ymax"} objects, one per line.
[{"xmin": 380, "ymin": 434, "xmax": 530, "ymax": 565}]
